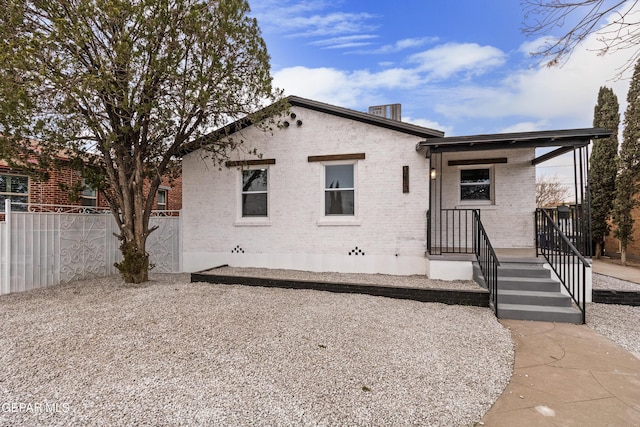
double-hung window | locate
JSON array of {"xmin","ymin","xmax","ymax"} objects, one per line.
[
  {"xmin": 242, "ymin": 168, "xmax": 268, "ymax": 217},
  {"xmin": 0, "ymin": 174, "xmax": 28, "ymax": 211},
  {"xmin": 460, "ymin": 168, "xmax": 492, "ymax": 202},
  {"xmin": 325, "ymin": 164, "xmax": 354, "ymax": 215},
  {"xmin": 81, "ymin": 179, "xmax": 97, "ymax": 206},
  {"xmin": 157, "ymin": 190, "xmax": 167, "ymax": 210}
]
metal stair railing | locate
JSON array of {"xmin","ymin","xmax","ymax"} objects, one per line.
[
  {"xmin": 472, "ymin": 210, "xmax": 500, "ymax": 316},
  {"xmin": 535, "ymin": 208, "xmax": 589, "ymax": 324}
]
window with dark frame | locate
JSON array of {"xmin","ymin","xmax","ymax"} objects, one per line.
[
  {"xmin": 460, "ymin": 168, "xmax": 491, "ymax": 201},
  {"xmin": 325, "ymin": 164, "xmax": 354, "ymax": 215},
  {"xmin": 242, "ymin": 169, "xmax": 268, "ymax": 217},
  {"xmin": 0, "ymin": 174, "xmax": 29, "ymax": 211}
]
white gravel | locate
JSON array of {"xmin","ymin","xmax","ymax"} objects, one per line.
[
  {"xmin": 588, "ymin": 274, "xmax": 640, "ymax": 357},
  {"xmin": 592, "ymin": 272, "xmax": 640, "ymax": 291},
  {"xmin": 210, "ymin": 266, "xmax": 482, "ymax": 291},
  {"xmin": 0, "ymin": 273, "xmax": 513, "ymax": 426}
]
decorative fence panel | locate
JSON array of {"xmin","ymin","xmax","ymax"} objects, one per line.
[{"xmin": 0, "ymin": 201, "xmax": 181, "ymax": 295}]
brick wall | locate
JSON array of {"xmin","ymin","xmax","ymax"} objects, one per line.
[
  {"xmin": 438, "ymin": 148, "xmax": 537, "ymax": 248},
  {"xmin": 146, "ymin": 175, "xmax": 183, "ymax": 211},
  {"xmin": 182, "ymin": 107, "xmax": 538, "ymax": 274},
  {"xmin": 604, "ymin": 193, "xmax": 640, "ymax": 262},
  {"xmin": 182, "ymin": 106, "xmax": 432, "ymax": 274},
  {"xmin": 1, "ymin": 166, "xmax": 182, "ymax": 211}
]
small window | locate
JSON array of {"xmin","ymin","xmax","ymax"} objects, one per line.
[
  {"xmin": 242, "ymin": 169, "xmax": 267, "ymax": 217},
  {"xmin": 0, "ymin": 174, "xmax": 29, "ymax": 211},
  {"xmin": 325, "ymin": 164, "xmax": 354, "ymax": 215},
  {"xmin": 157, "ymin": 190, "xmax": 167, "ymax": 210},
  {"xmin": 81, "ymin": 179, "xmax": 97, "ymax": 206},
  {"xmin": 460, "ymin": 169, "xmax": 491, "ymax": 201}
]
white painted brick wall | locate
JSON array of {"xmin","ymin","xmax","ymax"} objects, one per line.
[
  {"xmin": 183, "ymin": 106, "xmax": 431, "ymax": 274},
  {"xmin": 182, "ymin": 106, "xmax": 537, "ymax": 275},
  {"xmin": 439, "ymin": 148, "xmax": 536, "ymax": 248}
]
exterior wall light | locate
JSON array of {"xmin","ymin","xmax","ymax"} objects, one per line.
[{"xmin": 430, "ymin": 168, "xmax": 436, "ymax": 180}]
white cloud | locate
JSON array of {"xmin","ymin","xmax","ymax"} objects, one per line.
[
  {"xmin": 353, "ymin": 37, "xmax": 438, "ymax": 54},
  {"xmin": 499, "ymin": 121, "xmax": 550, "ymax": 133},
  {"xmin": 310, "ymin": 35, "xmax": 379, "ymax": 47},
  {"xmin": 518, "ymin": 36, "xmax": 557, "ymax": 57},
  {"xmin": 409, "ymin": 43, "xmax": 507, "ymax": 79},
  {"xmin": 433, "ymin": 35, "xmax": 631, "ymax": 129},
  {"xmin": 403, "ymin": 116, "xmax": 451, "ymax": 134},
  {"xmin": 250, "ymin": 0, "xmax": 378, "ymax": 38},
  {"xmin": 286, "ymin": 12, "xmax": 378, "ymax": 37},
  {"xmin": 273, "ymin": 66, "xmax": 424, "ymax": 107},
  {"xmin": 273, "ymin": 66, "xmax": 369, "ymax": 107}
]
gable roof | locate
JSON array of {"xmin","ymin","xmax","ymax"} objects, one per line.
[
  {"xmin": 181, "ymin": 95, "xmax": 444, "ymax": 155},
  {"xmin": 286, "ymin": 96, "xmax": 444, "ymax": 138}
]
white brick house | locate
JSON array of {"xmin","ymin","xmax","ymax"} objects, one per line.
[{"xmin": 182, "ymin": 96, "xmax": 609, "ymax": 284}]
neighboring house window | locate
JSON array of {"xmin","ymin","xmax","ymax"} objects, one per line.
[
  {"xmin": 81, "ymin": 179, "xmax": 97, "ymax": 206},
  {"xmin": 460, "ymin": 168, "xmax": 492, "ymax": 201},
  {"xmin": 242, "ymin": 169, "xmax": 268, "ymax": 217},
  {"xmin": 0, "ymin": 174, "xmax": 28, "ymax": 212},
  {"xmin": 157, "ymin": 190, "xmax": 167, "ymax": 210},
  {"xmin": 325, "ymin": 164, "xmax": 354, "ymax": 215}
]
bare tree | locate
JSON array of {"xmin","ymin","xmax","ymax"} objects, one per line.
[
  {"xmin": 536, "ymin": 175, "xmax": 571, "ymax": 207},
  {"xmin": 522, "ymin": 0, "xmax": 640, "ymax": 78}
]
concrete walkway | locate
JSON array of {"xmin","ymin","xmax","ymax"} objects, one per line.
[
  {"xmin": 592, "ymin": 259, "xmax": 640, "ymax": 284},
  {"xmin": 481, "ymin": 320, "xmax": 640, "ymax": 426}
]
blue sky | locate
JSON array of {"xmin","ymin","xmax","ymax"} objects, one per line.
[{"xmin": 248, "ymin": 1, "xmax": 636, "ymax": 186}]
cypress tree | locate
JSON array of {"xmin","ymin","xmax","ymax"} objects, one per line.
[
  {"xmin": 613, "ymin": 59, "xmax": 640, "ymax": 265},
  {"xmin": 590, "ymin": 87, "xmax": 619, "ymax": 258}
]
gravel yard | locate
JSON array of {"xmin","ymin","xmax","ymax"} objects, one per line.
[
  {"xmin": 588, "ymin": 273, "xmax": 640, "ymax": 356},
  {"xmin": 0, "ymin": 273, "xmax": 513, "ymax": 426},
  {"xmin": 211, "ymin": 266, "xmax": 482, "ymax": 290}
]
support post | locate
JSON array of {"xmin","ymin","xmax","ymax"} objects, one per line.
[{"xmin": 2, "ymin": 199, "xmax": 11, "ymax": 294}]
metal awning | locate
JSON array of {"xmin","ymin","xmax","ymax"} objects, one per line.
[{"xmin": 417, "ymin": 128, "xmax": 612, "ymax": 164}]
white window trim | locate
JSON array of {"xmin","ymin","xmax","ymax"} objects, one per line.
[
  {"xmin": 457, "ymin": 165, "xmax": 494, "ymax": 206},
  {"xmin": 157, "ymin": 189, "xmax": 168, "ymax": 210},
  {"xmin": 234, "ymin": 166, "xmax": 271, "ymax": 226},
  {"xmin": 81, "ymin": 178, "xmax": 97, "ymax": 207},
  {"xmin": 0, "ymin": 173, "xmax": 29, "ymax": 210},
  {"xmin": 317, "ymin": 160, "xmax": 361, "ymax": 226}
]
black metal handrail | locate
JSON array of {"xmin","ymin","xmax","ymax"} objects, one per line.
[
  {"xmin": 539, "ymin": 206, "xmax": 590, "ymax": 256},
  {"xmin": 472, "ymin": 211, "xmax": 500, "ymax": 316},
  {"xmin": 536, "ymin": 208, "xmax": 589, "ymax": 323},
  {"xmin": 427, "ymin": 209, "xmax": 477, "ymax": 255}
]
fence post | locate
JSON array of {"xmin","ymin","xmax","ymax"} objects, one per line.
[
  {"xmin": 178, "ymin": 210, "xmax": 183, "ymax": 273},
  {"xmin": 1, "ymin": 199, "xmax": 11, "ymax": 294}
]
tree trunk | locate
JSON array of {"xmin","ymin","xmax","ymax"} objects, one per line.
[
  {"xmin": 621, "ymin": 248, "xmax": 627, "ymax": 266},
  {"xmin": 595, "ymin": 241, "xmax": 602, "ymax": 259}
]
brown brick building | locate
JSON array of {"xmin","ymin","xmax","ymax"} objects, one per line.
[{"xmin": 1, "ymin": 160, "xmax": 182, "ymax": 212}]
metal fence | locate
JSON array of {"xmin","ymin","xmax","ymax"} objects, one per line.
[{"xmin": 0, "ymin": 200, "xmax": 181, "ymax": 295}]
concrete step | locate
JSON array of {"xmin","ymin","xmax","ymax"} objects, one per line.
[
  {"xmin": 498, "ymin": 263, "xmax": 551, "ymax": 278},
  {"xmin": 498, "ymin": 276, "xmax": 561, "ymax": 292},
  {"xmin": 498, "ymin": 289, "xmax": 572, "ymax": 307},
  {"xmin": 498, "ymin": 303, "xmax": 583, "ymax": 324}
]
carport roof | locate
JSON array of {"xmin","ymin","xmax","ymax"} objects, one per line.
[{"xmin": 417, "ymin": 128, "xmax": 613, "ymax": 164}]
